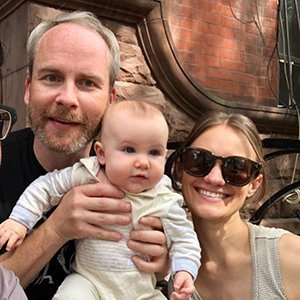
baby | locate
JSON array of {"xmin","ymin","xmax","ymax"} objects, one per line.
[{"xmin": 0, "ymin": 100, "xmax": 200, "ymax": 300}]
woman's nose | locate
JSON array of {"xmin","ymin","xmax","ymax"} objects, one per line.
[{"xmin": 203, "ymin": 161, "xmax": 225, "ymax": 186}]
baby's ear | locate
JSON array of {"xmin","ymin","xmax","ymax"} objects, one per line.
[
  {"xmin": 94, "ymin": 141, "xmax": 106, "ymax": 165},
  {"xmin": 247, "ymin": 174, "xmax": 263, "ymax": 197}
]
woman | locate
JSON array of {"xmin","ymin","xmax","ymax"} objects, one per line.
[{"xmin": 167, "ymin": 111, "xmax": 300, "ymax": 300}]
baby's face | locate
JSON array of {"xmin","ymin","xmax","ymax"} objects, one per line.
[{"xmin": 96, "ymin": 110, "xmax": 168, "ymax": 193}]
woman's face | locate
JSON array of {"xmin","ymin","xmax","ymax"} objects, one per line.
[{"xmin": 181, "ymin": 124, "xmax": 262, "ymax": 222}]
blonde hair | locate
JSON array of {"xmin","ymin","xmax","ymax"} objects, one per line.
[{"xmin": 100, "ymin": 100, "xmax": 168, "ymax": 139}]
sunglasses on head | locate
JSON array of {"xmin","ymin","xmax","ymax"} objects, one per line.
[{"xmin": 179, "ymin": 147, "xmax": 261, "ymax": 187}]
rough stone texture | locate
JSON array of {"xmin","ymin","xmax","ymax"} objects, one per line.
[{"xmin": 111, "ymin": 20, "xmax": 195, "ymax": 142}]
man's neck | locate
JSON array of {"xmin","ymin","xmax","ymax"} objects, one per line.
[{"xmin": 33, "ymin": 137, "xmax": 92, "ymax": 172}]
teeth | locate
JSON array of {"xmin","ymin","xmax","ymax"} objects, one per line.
[{"xmin": 198, "ymin": 189, "xmax": 226, "ymax": 199}]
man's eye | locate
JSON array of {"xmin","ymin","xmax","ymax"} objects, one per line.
[
  {"xmin": 79, "ymin": 79, "xmax": 95, "ymax": 87},
  {"xmin": 124, "ymin": 147, "xmax": 135, "ymax": 153},
  {"xmin": 150, "ymin": 149, "xmax": 160, "ymax": 156},
  {"xmin": 46, "ymin": 75, "xmax": 59, "ymax": 83}
]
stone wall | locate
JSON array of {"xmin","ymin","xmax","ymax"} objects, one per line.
[{"xmin": 109, "ymin": 19, "xmax": 195, "ymax": 142}]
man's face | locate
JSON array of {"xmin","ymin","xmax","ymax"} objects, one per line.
[{"xmin": 24, "ymin": 23, "xmax": 115, "ymax": 154}]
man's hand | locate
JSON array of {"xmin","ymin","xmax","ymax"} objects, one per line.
[
  {"xmin": 46, "ymin": 181, "xmax": 130, "ymax": 243},
  {"xmin": 0, "ymin": 181, "xmax": 131, "ymax": 287},
  {"xmin": 127, "ymin": 216, "xmax": 170, "ymax": 279}
]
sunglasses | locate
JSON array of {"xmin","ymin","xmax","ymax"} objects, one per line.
[{"xmin": 180, "ymin": 147, "xmax": 261, "ymax": 187}]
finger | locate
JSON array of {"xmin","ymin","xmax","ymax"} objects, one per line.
[
  {"xmin": 64, "ymin": 188, "xmax": 130, "ymax": 214},
  {"xmin": 0, "ymin": 231, "xmax": 10, "ymax": 249},
  {"xmin": 84, "ymin": 210, "xmax": 131, "ymax": 227},
  {"xmin": 77, "ymin": 182, "xmax": 125, "ymax": 199},
  {"xmin": 90, "ymin": 198, "xmax": 131, "ymax": 214},
  {"xmin": 171, "ymin": 291, "xmax": 190, "ymax": 300},
  {"xmin": 6, "ymin": 234, "xmax": 20, "ymax": 251},
  {"xmin": 127, "ymin": 239, "xmax": 166, "ymax": 257},
  {"xmin": 180, "ymin": 286, "xmax": 195, "ymax": 295},
  {"xmin": 129, "ymin": 229, "xmax": 165, "ymax": 245},
  {"xmin": 139, "ymin": 216, "xmax": 163, "ymax": 230},
  {"xmin": 77, "ymin": 223, "xmax": 123, "ymax": 241},
  {"xmin": 131, "ymin": 255, "xmax": 159, "ymax": 273}
]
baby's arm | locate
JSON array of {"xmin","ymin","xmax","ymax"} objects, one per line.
[
  {"xmin": 172, "ymin": 271, "xmax": 195, "ymax": 300},
  {"xmin": 0, "ymin": 219, "xmax": 27, "ymax": 251},
  {"xmin": 0, "ymin": 165, "xmax": 76, "ymax": 252}
]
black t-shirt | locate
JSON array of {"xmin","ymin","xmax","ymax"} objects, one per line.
[{"xmin": 0, "ymin": 128, "xmax": 75, "ymax": 300}]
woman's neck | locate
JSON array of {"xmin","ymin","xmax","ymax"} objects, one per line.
[{"xmin": 194, "ymin": 215, "xmax": 250, "ymax": 261}]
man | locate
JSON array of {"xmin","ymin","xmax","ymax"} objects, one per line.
[
  {"xmin": 0, "ymin": 104, "xmax": 27, "ymax": 299},
  {"xmin": 0, "ymin": 11, "xmax": 168, "ymax": 299}
]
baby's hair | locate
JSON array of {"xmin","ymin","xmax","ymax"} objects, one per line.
[
  {"xmin": 104, "ymin": 99, "xmax": 165, "ymax": 125},
  {"xmin": 99, "ymin": 100, "xmax": 168, "ymax": 141},
  {"xmin": 107, "ymin": 100, "xmax": 163, "ymax": 116}
]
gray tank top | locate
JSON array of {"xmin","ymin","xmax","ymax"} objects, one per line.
[{"xmin": 190, "ymin": 222, "xmax": 288, "ymax": 300}]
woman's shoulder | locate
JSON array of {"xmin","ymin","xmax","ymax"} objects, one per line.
[
  {"xmin": 246, "ymin": 222, "xmax": 289, "ymax": 239},
  {"xmin": 279, "ymin": 231, "xmax": 300, "ymax": 258},
  {"xmin": 279, "ymin": 231, "xmax": 300, "ymax": 298}
]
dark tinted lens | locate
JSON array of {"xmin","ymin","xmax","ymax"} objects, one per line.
[
  {"xmin": 0, "ymin": 110, "xmax": 11, "ymax": 140},
  {"xmin": 182, "ymin": 148, "xmax": 214, "ymax": 176},
  {"xmin": 223, "ymin": 157, "xmax": 257, "ymax": 186}
]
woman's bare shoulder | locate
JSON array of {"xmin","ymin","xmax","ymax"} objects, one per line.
[{"xmin": 280, "ymin": 232, "xmax": 300, "ymax": 300}]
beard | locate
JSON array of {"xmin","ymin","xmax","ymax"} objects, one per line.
[{"xmin": 27, "ymin": 102, "xmax": 101, "ymax": 155}]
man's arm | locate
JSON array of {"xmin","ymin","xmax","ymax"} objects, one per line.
[
  {"xmin": 0, "ymin": 182, "xmax": 170, "ymax": 287},
  {"xmin": 0, "ymin": 216, "xmax": 66, "ymax": 287},
  {"xmin": 0, "ymin": 182, "xmax": 130, "ymax": 287}
]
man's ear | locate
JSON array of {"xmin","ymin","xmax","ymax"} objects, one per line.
[
  {"xmin": 109, "ymin": 88, "xmax": 116, "ymax": 104},
  {"xmin": 24, "ymin": 77, "xmax": 31, "ymax": 105},
  {"xmin": 247, "ymin": 174, "xmax": 263, "ymax": 197},
  {"xmin": 94, "ymin": 141, "xmax": 106, "ymax": 165}
]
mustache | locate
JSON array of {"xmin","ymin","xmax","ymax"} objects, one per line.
[{"xmin": 43, "ymin": 107, "xmax": 87, "ymax": 124}]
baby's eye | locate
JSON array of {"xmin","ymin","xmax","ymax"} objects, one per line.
[
  {"xmin": 124, "ymin": 146, "xmax": 135, "ymax": 153},
  {"xmin": 150, "ymin": 149, "xmax": 161, "ymax": 156}
]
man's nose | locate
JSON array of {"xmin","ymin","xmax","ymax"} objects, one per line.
[{"xmin": 55, "ymin": 82, "xmax": 79, "ymax": 108}]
